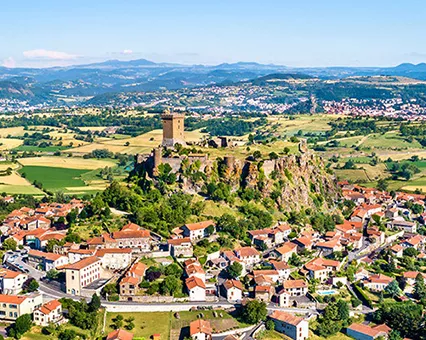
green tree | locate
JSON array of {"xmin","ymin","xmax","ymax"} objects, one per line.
[
  {"xmin": 113, "ymin": 314, "xmax": 124, "ymax": 329},
  {"xmin": 58, "ymin": 329, "xmax": 77, "ymax": 340},
  {"xmin": 376, "ymin": 178, "xmax": 388, "ymax": 191},
  {"xmin": 227, "ymin": 262, "xmax": 243, "ymax": 279},
  {"xmin": 385, "ymin": 280, "xmax": 401, "ymax": 298},
  {"xmin": 26, "ymin": 279, "xmax": 39, "ymax": 292},
  {"xmin": 160, "ymin": 276, "xmax": 182, "ymax": 296},
  {"xmin": 3, "ymin": 238, "xmax": 17, "ymax": 251},
  {"xmin": 165, "ymin": 263, "xmax": 183, "ymax": 277},
  {"xmin": 241, "ymin": 300, "xmax": 267, "ymax": 324},
  {"xmin": 88, "ymin": 294, "xmax": 101, "ymax": 312},
  {"xmin": 414, "ymin": 273, "xmax": 426, "ymax": 300},
  {"xmin": 9, "ymin": 314, "xmax": 32, "ymax": 339},
  {"xmin": 265, "ymin": 319, "xmax": 275, "ymax": 331}
]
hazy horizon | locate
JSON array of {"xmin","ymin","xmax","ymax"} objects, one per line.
[{"xmin": 3, "ymin": 0, "xmax": 426, "ymax": 68}]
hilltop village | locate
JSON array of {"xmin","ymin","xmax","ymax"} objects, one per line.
[{"xmin": 0, "ymin": 113, "xmax": 424, "ymax": 340}]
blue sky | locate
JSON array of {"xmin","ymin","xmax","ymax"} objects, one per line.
[{"xmin": 2, "ymin": 0, "xmax": 426, "ymax": 68}]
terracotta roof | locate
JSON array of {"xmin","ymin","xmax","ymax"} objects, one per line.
[
  {"xmin": 0, "ymin": 269, "xmax": 24, "ymax": 279},
  {"xmin": 106, "ymin": 329, "xmax": 134, "ymax": 340},
  {"xmin": 121, "ymin": 223, "xmax": 141, "ymax": 231},
  {"xmin": 391, "ymin": 244, "xmax": 404, "ymax": 253},
  {"xmin": 270, "ymin": 260, "xmax": 290, "ymax": 270},
  {"xmin": 28, "ymin": 249, "xmax": 65, "ymax": 262},
  {"xmin": 269, "ymin": 310, "xmax": 304, "ymax": 326},
  {"xmin": 275, "ymin": 242, "xmax": 297, "ymax": 255},
  {"xmin": 38, "ymin": 232, "xmax": 65, "ymax": 241},
  {"xmin": 253, "ymin": 270, "xmax": 279, "ymax": 277},
  {"xmin": 112, "ymin": 229, "xmax": 150, "ymax": 239},
  {"xmin": 167, "ymin": 237, "xmax": 192, "ymax": 245},
  {"xmin": 37, "ymin": 300, "xmax": 61, "ymax": 315},
  {"xmin": 186, "ymin": 276, "xmax": 206, "ymax": 289},
  {"xmin": 347, "ymin": 323, "xmax": 390, "ymax": 337},
  {"xmin": 184, "ymin": 220, "xmax": 215, "ymax": 231},
  {"xmin": 59, "ymin": 256, "xmax": 100, "ymax": 270},
  {"xmin": 223, "ymin": 279, "xmax": 244, "ymax": 291},
  {"xmin": 283, "ymin": 279, "xmax": 307, "ymax": 289},
  {"xmin": 305, "ymin": 258, "xmax": 341, "ymax": 272},
  {"xmin": 236, "ymin": 247, "xmax": 260, "ymax": 257},
  {"xmin": 0, "ymin": 294, "xmax": 28, "ymax": 305},
  {"xmin": 190, "ymin": 319, "xmax": 212, "ymax": 336},
  {"xmin": 403, "ymin": 271, "xmax": 426, "ymax": 279},
  {"xmin": 120, "ymin": 276, "xmax": 139, "ymax": 285},
  {"xmin": 366, "ymin": 274, "xmax": 393, "ymax": 284}
]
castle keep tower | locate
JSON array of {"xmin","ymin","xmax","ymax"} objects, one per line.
[{"xmin": 161, "ymin": 111, "xmax": 185, "ymax": 147}]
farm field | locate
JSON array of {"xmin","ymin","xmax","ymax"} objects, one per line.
[
  {"xmin": 0, "ymin": 172, "xmax": 44, "ymax": 195},
  {"xmin": 106, "ymin": 310, "xmax": 246, "ymax": 340},
  {"xmin": 19, "ymin": 166, "xmax": 87, "ymax": 190},
  {"xmin": 67, "ymin": 128, "xmax": 208, "ymax": 155},
  {"xmin": 17, "ymin": 156, "xmax": 116, "ymax": 170}
]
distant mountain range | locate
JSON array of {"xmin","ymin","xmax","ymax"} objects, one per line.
[{"xmin": 2, "ymin": 59, "xmax": 426, "ymax": 105}]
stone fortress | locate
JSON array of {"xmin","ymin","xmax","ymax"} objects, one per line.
[{"xmin": 136, "ymin": 110, "xmax": 314, "ymax": 180}]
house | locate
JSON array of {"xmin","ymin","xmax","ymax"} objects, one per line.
[
  {"xmin": 274, "ymin": 242, "xmax": 297, "ymax": 262},
  {"xmin": 0, "ymin": 293, "xmax": 43, "ymax": 320},
  {"xmin": 33, "ymin": 299, "xmax": 64, "ymax": 326},
  {"xmin": 112, "ymin": 227, "xmax": 151, "ymax": 252},
  {"xmin": 270, "ymin": 261, "xmax": 291, "ymax": 280},
  {"xmin": 392, "ymin": 220, "xmax": 417, "ymax": 233},
  {"xmin": 68, "ymin": 249, "xmax": 95, "ymax": 264},
  {"xmin": 20, "ymin": 215, "xmax": 51, "ymax": 230},
  {"xmin": 390, "ymin": 244, "xmax": 404, "ymax": 258},
  {"xmin": 34, "ymin": 232, "xmax": 66, "ymax": 250},
  {"xmin": 181, "ymin": 220, "xmax": 215, "ymax": 241},
  {"xmin": 304, "ymin": 258, "xmax": 341, "ymax": 282},
  {"xmin": 222, "ymin": 279, "xmax": 243, "ymax": 302},
  {"xmin": 283, "ymin": 280, "xmax": 308, "ymax": 296},
  {"xmin": 363, "ymin": 274, "xmax": 393, "ymax": 292},
  {"xmin": 95, "ymin": 248, "xmax": 132, "ymax": 270},
  {"xmin": 276, "ymin": 288, "xmax": 291, "ymax": 307},
  {"xmin": 106, "ymin": 329, "xmax": 134, "ymax": 340},
  {"xmin": 119, "ymin": 262, "xmax": 147, "ymax": 297},
  {"xmin": 315, "ymin": 238, "xmax": 343, "ymax": 256},
  {"xmin": 186, "ymin": 276, "xmax": 206, "ymax": 301},
  {"xmin": 168, "ymin": 238, "xmax": 193, "ymax": 258},
  {"xmin": 403, "ymin": 271, "xmax": 426, "ymax": 287},
  {"xmin": 255, "ymin": 285, "xmax": 273, "ymax": 302},
  {"xmin": 234, "ymin": 247, "xmax": 261, "ymax": 266},
  {"xmin": 269, "ymin": 310, "xmax": 309, "ymax": 340},
  {"xmin": 346, "ymin": 323, "xmax": 391, "ymax": 340},
  {"xmin": 336, "ymin": 220, "xmax": 363, "ymax": 234},
  {"xmin": 291, "ymin": 237, "xmax": 313, "ymax": 252},
  {"xmin": 253, "ymin": 270, "xmax": 280, "ymax": 283},
  {"xmin": 385, "ymin": 208, "xmax": 399, "ymax": 219},
  {"xmin": 403, "ymin": 234, "xmax": 424, "ymax": 249},
  {"xmin": 190, "ymin": 319, "xmax": 212, "ymax": 340},
  {"xmin": 0, "ymin": 269, "xmax": 27, "ymax": 295},
  {"xmin": 184, "ymin": 259, "xmax": 206, "ymax": 282},
  {"xmin": 350, "ymin": 208, "xmax": 368, "ymax": 223},
  {"xmin": 59, "ymin": 256, "xmax": 102, "ymax": 296},
  {"xmin": 28, "ymin": 250, "xmax": 69, "ymax": 271}
]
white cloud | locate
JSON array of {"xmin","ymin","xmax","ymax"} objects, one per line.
[
  {"xmin": 2, "ymin": 57, "xmax": 16, "ymax": 68},
  {"xmin": 23, "ymin": 49, "xmax": 78, "ymax": 60},
  {"xmin": 122, "ymin": 49, "xmax": 133, "ymax": 55}
]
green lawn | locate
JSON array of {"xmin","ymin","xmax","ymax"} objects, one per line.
[
  {"xmin": 14, "ymin": 145, "xmax": 69, "ymax": 152},
  {"xmin": 106, "ymin": 312, "xmax": 172, "ymax": 340},
  {"xmin": 19, "ymin": 166, "xmax": 87, "ymax": 191},
  {"xmin": 106, "ymin": 310, "xmax": 248, "ymax": 340}
]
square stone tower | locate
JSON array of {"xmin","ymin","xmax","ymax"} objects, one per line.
[{"xmin": 161, "ymin": 111, "xmax": 185, "ymax": 147}]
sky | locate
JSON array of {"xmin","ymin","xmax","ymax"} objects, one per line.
[{"xmin": 2, "ymin": 0, "xmax": 426, "ymax": 68}]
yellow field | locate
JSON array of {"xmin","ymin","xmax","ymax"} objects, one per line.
[
  {"xmin": 67, "ymin": 128, "xmax": 208, "ymax": 155},
  {"xmin": 0, "ymin": 138, "xmax": 24, "ymax": 150},
  {"xmin": 0, "ymin": 172, "xmax": 32, "ymax": 186},
  {"xmin": 266, "ymin": 114, "xmax": 345, "ymax": 135},
  {"xmin": 0, "ymin": 127, "xmax": 26, "ymax": 137},
  {"xmin": 17, "ymin": 156, "xmax": 116, "ymax": 170},
  {"xmin": 0, "ymin": 172, "xmax": 44, "ymax": 195},
  {"xmin": 0, "ymin": 163, "xmax": 18, "ymax": 171}
]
